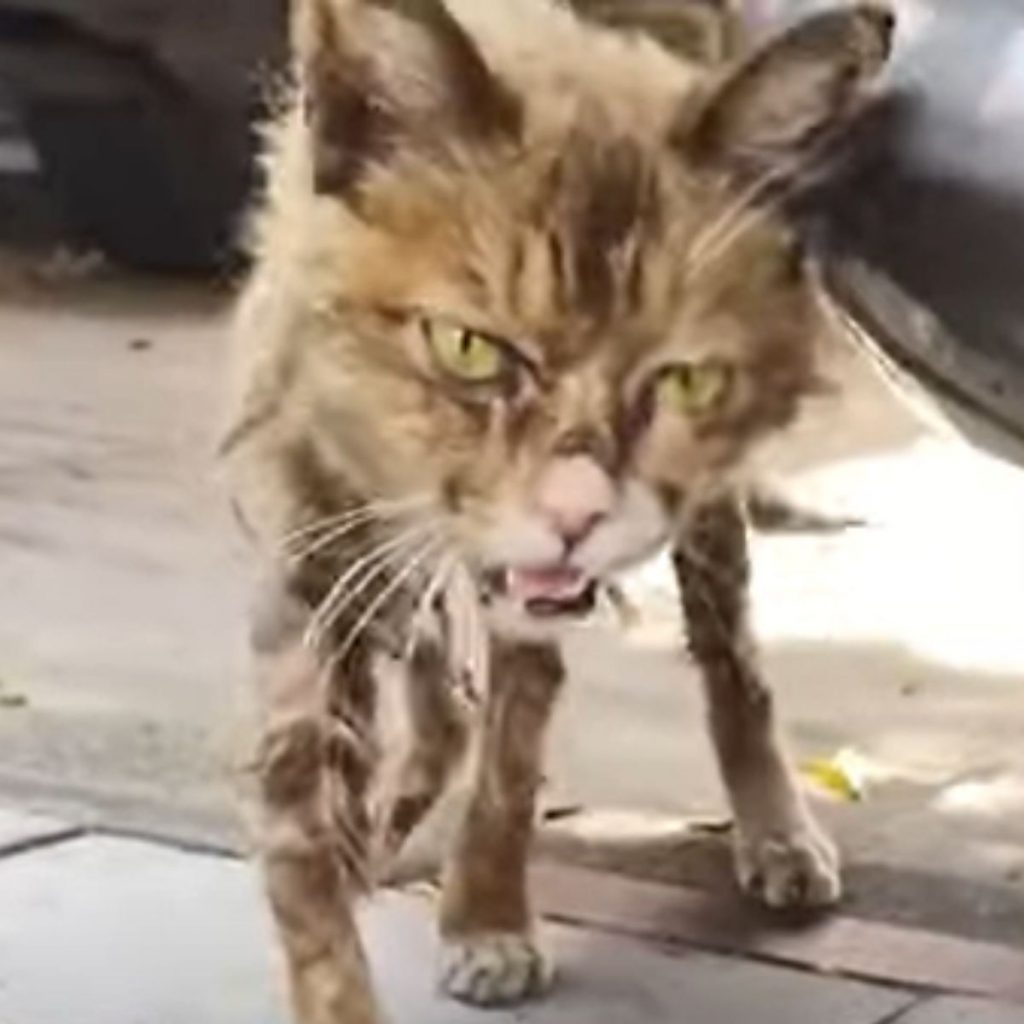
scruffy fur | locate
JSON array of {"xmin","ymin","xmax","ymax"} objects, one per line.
[{"xmin": 225, "ymin": 1, "xmax": 894, "ymax": 1021}]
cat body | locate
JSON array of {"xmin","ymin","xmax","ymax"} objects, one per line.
[{"xmin": 225, "ymin": 1, "xmax": 893, "ymax": 1020}]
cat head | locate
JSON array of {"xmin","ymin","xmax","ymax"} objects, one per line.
[{"xmin": 278, "ymin": 0, "xmax": 893, "ymax": 623}]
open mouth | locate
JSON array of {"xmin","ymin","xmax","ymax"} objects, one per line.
[{"xmin": 490, "ymin": 565, "xmax": 599, "ymax": 619}]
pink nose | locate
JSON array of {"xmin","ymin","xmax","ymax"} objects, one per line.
[{"xmin": 533, "ymin": 455, "xmax": 615, "ymax": 547}]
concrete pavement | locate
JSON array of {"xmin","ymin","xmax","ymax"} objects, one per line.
[
  {"xmin": 4, "ymin": 275, "xmax": 1024, "ymax": 948},
  {"xmin": 3, "ymin": 807, "xmax": 1020, "ymax": 1024}
]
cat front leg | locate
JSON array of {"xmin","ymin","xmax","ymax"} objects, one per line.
[
  {"xmin": 250, "ymin": 582, "xmax": 383, "ymax": 1024},
  {"xmin": 376, "ymin": 639, "xmax": 470, "ymax": 863},
  {"xmin": 672, "ymin": 495, "xmax": 840, "ymax": 909},
  {"xmin": 438, "ymin": 637, "xmax": 564, "ymax": 1006}
]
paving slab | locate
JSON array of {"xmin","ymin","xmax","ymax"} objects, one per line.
[
  {"xmin": 897, "ymin": 998, "xmax": 1024, "ymax": 1024},
  {"xmin": 362, "ymin": 894, "xmax": 916, "ymax": 1024},
  {"xmin": 0, "ymin": 835, "xmax": 287, "ymax": 1024},
  {"xmin": 0, "ymin": 807, "xmax": 80, "ymax": 856},
  {"xmin": 0, "ymin": 834, "xmax": 916, "ymax": 1024}
]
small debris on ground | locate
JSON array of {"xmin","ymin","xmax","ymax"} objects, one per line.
[
  {"xmin": 801, "ymin": 748, "xmax": 872, "ymax": 803},
  {"xmin": 0, "ymin": 675, "xmax": 29, "ymax": 709}
]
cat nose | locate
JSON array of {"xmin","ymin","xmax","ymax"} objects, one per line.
[{"xmin": 534, "ymin": 455, "xmax": 615, "ymax": 549}]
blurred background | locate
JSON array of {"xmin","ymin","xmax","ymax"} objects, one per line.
[
  {"xmin": 1, "ymin": 0, "xmax": 1024, "ymax": 965},
  {"xmin": 0, "ymin": 0, "xmax": 286, "ymax": 272}
]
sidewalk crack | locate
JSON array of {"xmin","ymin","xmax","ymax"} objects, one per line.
[
  {"xmin": 874, "ymin": 995, "xmax": 934, "ymax": 1024},
  {"xmin": 0, "ymin": 826, "xmax": 85, "ymax": 862}
]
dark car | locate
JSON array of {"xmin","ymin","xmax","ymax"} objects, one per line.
[
  {"xmin": 0, "ymin": 0, "xmax": 286, "ymax": 271},
  {"xmin": 752, "ymin": 0, "xmax": 1024, "ymax": 469}
]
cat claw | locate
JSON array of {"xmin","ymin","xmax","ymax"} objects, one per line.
[{"xmin": 439, "ymin": 932, "xmax": 553, "ymax": 1007}]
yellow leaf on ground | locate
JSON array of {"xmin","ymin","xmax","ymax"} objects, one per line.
[{"xmin": 800, "ymin": 749, "xmax": 868, "ymax": 802}]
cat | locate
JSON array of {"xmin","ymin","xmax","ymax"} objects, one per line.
[{"xmin": 223, "ymin": 1, "xmax": 893, "ymax": 1020}]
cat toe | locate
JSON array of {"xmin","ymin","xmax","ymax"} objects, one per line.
[
  {"xmin": 736, "ymin": 824, "xmax": 841, "ymax": 909},
  {"xmin": 439, "ymin": 932, "xmax": 553, "ymax": 1007}
]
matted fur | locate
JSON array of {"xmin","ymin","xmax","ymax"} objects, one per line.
[{"xmin": 225, "ymin": 1, "xmax": 893, "ymax": 1021}]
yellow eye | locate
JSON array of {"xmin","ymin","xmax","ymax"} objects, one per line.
[
  {"xmin": 655, "ymin": 361, "xmax": 732, "ymax": 415},
  {"xmin": 424, "ymin": 320, "xmax": 505, "ymax": 383}
]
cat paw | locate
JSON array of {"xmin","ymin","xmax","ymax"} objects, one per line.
[
  {"xmin": 439, "ymin": 932, "xmax": 553, "ymax": 1007},
  {"xmin": 735, "ymin": 823, "xmax": 841, "ymax": 909}
]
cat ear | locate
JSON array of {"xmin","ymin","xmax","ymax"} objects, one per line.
[
  {"xmin": 294, "ymin": 0, "xmax": 522, "ymax": 195},
  {"xmin": 565, "ymin": 0, "xmax": 738, "ymax": 64},
  {"xmin": 677, "ymin": 4, "xmax": 894, "ymax": 179}
]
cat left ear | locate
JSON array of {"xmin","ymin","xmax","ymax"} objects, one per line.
[
  {"xmin": 295, "ymin": 0, "xmax": 522, "ymax": 196},
  {"xmin": 676, "ymin": 4, "xmax": 895, "ymax": 180}
]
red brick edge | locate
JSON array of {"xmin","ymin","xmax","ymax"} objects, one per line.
[{"xmin": 530, "ymin": 862, "xmax": 1024, "ymax": 1004}]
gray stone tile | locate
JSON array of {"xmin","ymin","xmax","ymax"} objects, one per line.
[
  {"xmin": 0, "ymin": 807, "xmax": 79, "ymax": 855},
  {"xmin": 0, "ymin": 835, "xmax": 914, "ymax": 1024},
  {"xmin": 897, "ymin": 997, "xmax": 1024, "ymax": 1024},
  {"xmin": 0, "ymin": 836, "xmax": 288, "ymax": 1024},
  {"xmin": 364, "ymin": 896, "xmax": 914, "ymax": 1024}
]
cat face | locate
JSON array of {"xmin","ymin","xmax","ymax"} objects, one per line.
[{"xmin": 272, "ymin": 0, "xmax": 892, "ymax": 621}]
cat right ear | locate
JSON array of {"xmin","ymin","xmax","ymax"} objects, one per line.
[
  {"xmin": 676, "ymin": 4, "xmax": 895, "ymax": 181},
  {"xmin": 294, "ymin": 0, "xmax": 522, "ymax": 196}
]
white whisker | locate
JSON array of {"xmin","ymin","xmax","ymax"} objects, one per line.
[
  {"xmin": 279, "ymin": 495, "xmax": 429, "ymax": 558},
  {"xmin": 285, "ymin": 513, "xmax": 378, "ymax": 568},
  {"xmin": 404, "ymin": 550, "xmax": 457, "ymax": 663},
  {"xmin": 304, "ymin": 520, "xmax": 439, "ymax": 650},
  {"xmin": 286, "ymin": 506, "xmax": 411, "ymax": 568},
  {"xmin": 329, "ymin": 535, "xmax": 446, "ymax": 670}
]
